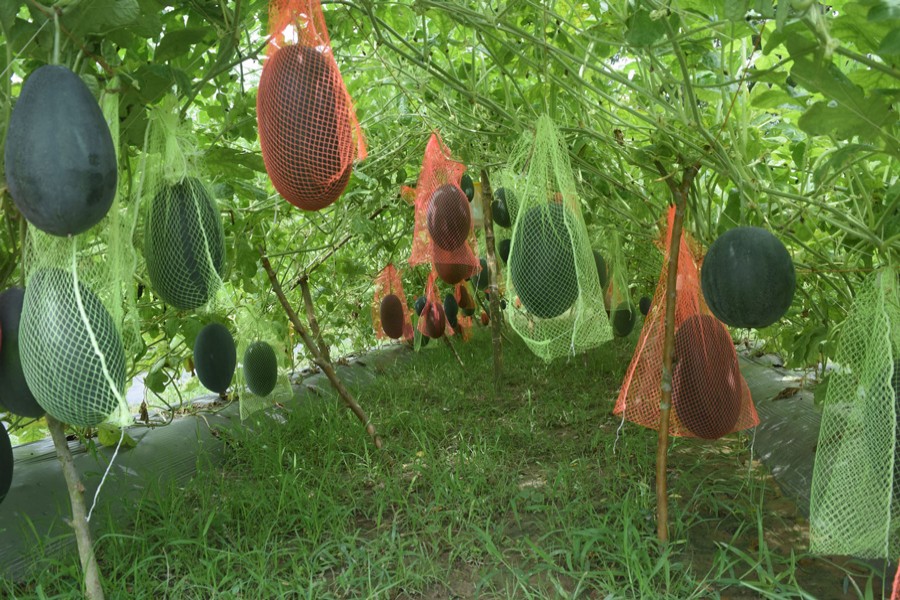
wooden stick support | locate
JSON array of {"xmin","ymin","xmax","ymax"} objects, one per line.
[
  {"xmin": 442, "ymin": 335, "xmax": 465, "ymax": 367},
  {"xmin": 479, "ymin": 169, "xmax": 504, "ymax": 393},
  {"xmin": 260, "ymin": 250, "xmax": 383, "ymax": 449}
]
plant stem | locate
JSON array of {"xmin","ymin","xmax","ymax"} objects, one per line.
[
  {"xmin": 442, "ymin": 335, "xmax": 465, "ymax": 367},
  {"xmin": 297, "ymin": 275, "xmax": 332, "ymax": 363},
  {"xmin": 652, "ymin": 160, "xmax": 699, "ymax": 544},
  {"xmin": 479, "ymin": 169, "xmax": 503, "ymax": 394},
  {"xmin": 259, "ymin": 250, "xmax": 383, "ymax": 449},
  {"xmin": 46, "ymin": 415, "xmax": 105, "ymax": 600}
]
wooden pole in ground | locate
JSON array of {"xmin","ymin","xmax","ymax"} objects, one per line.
[
  {"xmin": 297, "ymin": 275, "xmax": 332, "ymax": 363},
  {"xmin": 260, "ymin": 250, "xmax": 383, "ymax": 449},
  {"xmin": 46, "ymin": 415, "xmax": 105, "ymax": 600},
  {"xmin": 479, "ymin": 169, "xmax": 503, "ymax": 393},
  {"xmin": 652, "ymin": 160, "xmax": 699, "ymax": 543}
]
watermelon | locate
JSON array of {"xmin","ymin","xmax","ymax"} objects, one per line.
[
  {"xmin": 0, "ymin": 288, "xmax": 42, "ymax": 418},
  {"xmin": 422, "ymin": 301, "xmax": 446, "ymax": 338},
  {"xmin": 498, "ymin": 238, "xmax": 511, "ymax": 264},
  {"xmin": 144, "ymin": 177, "xmax": 226, "ymax": 310},
  {"xmin": 458, "ymin": 285, "xmax": 476, "ymax": 316},
  {"xmin": 492, "ymin": 188, "xmax": 513, "ymax": 228},
  {"xmin": 672, "ymin": 314, "xmax": 742, "ymax": 439},
  {"xmin": 593, "ymin": 251, "xmax": 609, "ymax": 289},
  {"xmin": 509, "ymin": 203, "xmax": 578, "ymax": 319},
  {"xmin": 414, "ymin": 296, "xmax": 426, "ymax": 317},
  {"xmin": 244, "ymin": 341, "xmax": 278, "ymax": 397},
  {"xmin": 4, "ymin": 65, "xmax": 117, "ymax": 236},
  {"xmin": 639, "ymin": 296, "xmax": 651, "ymax": 316},
  {"xmin": 471, "ymin": 258, "xmax": 489, "ymax": 290},
  {"xmin": 20, "ymin": 269, "xmax": 125, "ymax": 427},
  {"xmin": 380, "ymin": 294, "xmax": 405, "ymax": 339},
  {"xmin": 444, "ymin": 294, "xmax": 459, "ymax": 329},
  {"xmin": 460, "ymin": 173, "xmax": 475, "ymax": 202},
  {"xmin": 892, "ymin": 359, "xmax": 900, "ymax": 498},
  {"xmin": 194, "ymin": 323, "xmax": 236, "ymax": 394},
  {"xmin": 257, "ymin": 45, "xmax": 352, "ymax": 210},
  {"xmin": 701, "ymin": 227, "xmax": 796, "ymax": 329},
  {"xmin": 427, "ymin": 184, "xmax": 471, "ymax": 251},
  {"xmin": 0, "ymin": 424, "xmax": 11, "ymax": 506},
  {"xmin": 612, "ymin": 303, "xmax": 636, "ymax": 337}
]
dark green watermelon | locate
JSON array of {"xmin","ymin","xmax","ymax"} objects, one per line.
[
  {"xmin": 892, "ymin": 359, "xmax": 900, "ymax": 500},
  {"xmin": 427, "ymin": 184, "xmax": 471, "ymax": 251},
  {"xmin": 244, "ymin": 340, "xmax": 278, "ymax": 397},
  {"xmin": 492, "ymin": 188, "xmax": 513, "ymax": 228},
  {"xmin": 471, "ymin": 258, "xmax": 489, "ymax": 290},
  {"xmin": 498, "ymin": 238, "xmax": 511, "ymax": 264},
  {"xmin": 4, "ymin": 65, "xmax": 117, "ymax": 236},
  {"xmin": 509, "ymin": 203, "xmax": 578, "ymax": 319},
  {"xmin": 0, "ymin": 288, "xmax": 43, "ymax": 418},
  {"xmin": 639, "ymin": 296, "xmax": 651, "ymax": 316},
  {"xmin": 194, "ymin": 323, "xmax": 236, "ymax": 394},
  {"xmin": 612, "ymin": 303, "xmax": 636, "ymax": 337},
  {"xmin": 414, "ymin": 296, "xmax": 427, "ymax": 317},
  {"xmin": 443, "ymin": 294, "xmax": 459, "ymax": 329},
  {"xmin": 672, "ymin": 314, "xmax": 742, "ymax": 439},
  {"xmin": 20, "ymin": 269, "xmax": 125, "ymax": 427},
  {"xmin": 593, "ymin": 251, "xmax": 609, "ymax": 289},
  {"xmin": 257, "ymin": 45, "xmax": 352, "ymax": 210},
  {"xmin": 144, "ymin": 177, "xmax": 226, "ymax": 310},
  {"xmin": 380, "ymin": 294, "xmax": 405, "ymax": 339},
  {"xmin": 0, "ymin": 424, "xmax": 11, "ymax": 506},
  {"xmin": 422, "ymin": 301, "xmax": 446, "ymax": 339},
  {"xmin": 460, "ymin": 173, "xmax": 475, "ymax": 202},
  {"xmin": 701, "ymin": 227, "xmax": 795, "ymax": 329}
]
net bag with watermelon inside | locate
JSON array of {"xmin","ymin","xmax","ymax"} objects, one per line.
[
  {"xmin": 257, "ymin": 0, "xmax": 366, "ymax": 211},
  {"xmin": 606, "ymin": 231, "xmax": 637, "ymax": 338},
  {"xmin": 372, "ymin": 264, "xmax": 413, "ymax": 342},
  {"xmin": 500, "ymin": 115, "xmax": 612, "ymax": 361},
  {"xmin": 809, "ymin": 268, "xmax": 899, "ymax": 559},
  {"xmin": 235, "ymin": 302, "xmax": 296, "ymax": 420},
  {"xmin": 418, "ymin": 269, "xmax": 454, "ymax": 340},
  {"xmin": 408, "ymin": 133, "xmax": 480, "ymax": 285},
  {"xmin": 613, "ymin": 208, "xmax": 758, "ymax": 439},
  {"xmin": 452, "ymin": 282, "xmax": 475, "ymax": 342},
  {"xmin": 141, "ymin": 99, "xmax": 226, "ymax": 312}
]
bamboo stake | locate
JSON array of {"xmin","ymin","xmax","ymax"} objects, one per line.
[
  {"xmin": 46, "ymin": 415, "xmax": 105, "ymax": 600},
  {"xmin": 260, "ymin": 250, "xmax": 383, "ymax": 449},
  {"xmin": 653, "ymin": 160, "xmax": 699, "ymax": 543},
  {"xmin": 479, "ymin": 169, "xmax": 504, "ymax": 393}
]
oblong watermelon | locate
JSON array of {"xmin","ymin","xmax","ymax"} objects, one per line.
[
  {"xmin": 0, "ymin": 288, "xmax": 43, "ymax": 418},
  {"xmin": 244, "ymin": 340, "xmax": 278, "ymax": 397},
  {"xmin": 427, "ymin": 184, "xmax": 471, "ymax": 251},
  {"xmin": 380, "ymin": 294, "xmax": 405, "ymax": 339},
  {"xmin": 0, "ymin": 424, "xmax": 12, "ymax": 506},
  {"xmin": 193, "ymin": 323, "xmax": 236, "ymax": 394}
]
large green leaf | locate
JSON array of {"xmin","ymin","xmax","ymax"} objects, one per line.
[{"xmin": 62, "ymin": 0, "xmax": 139, "ymax": 36}]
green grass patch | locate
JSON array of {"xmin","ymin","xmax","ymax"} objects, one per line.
[{"xmin": 3, "ymin": 331, "xmax": 885, "ymax": 598}]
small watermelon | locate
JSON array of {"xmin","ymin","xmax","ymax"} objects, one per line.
[
  {"xmin": 193, "ymin": 323, "xmax": 236, "ymax": 394},
  {"xmin": 480, "ymin": 311, "xmax": 489, "ymax": 326},
  {"xmin": 498, "ymin": 239, "xmax": 511, "ymax": 264},
  {"xmin": 701, "ymin": 227, "xmax": 796, "ymax": 329},
  {"xmin": 639, "ymin": 296, "xmax": 651, "ymax": 316},
  {"xmin": 612, "ymin": 303, "xmax": 636, "ymax": 337},
  {"xmin": 492, "ymin": 188, "xmax": 513, "ymax": 228},
  {"xmin": 414, "ymin": 296, "xmax": 427, "ymax": 316},
  {"xmin": 243, "ymin": 341, "xmax": 278, "ymax": 397},
  {"xmin": 593, "ymin": 251, "xmax": 609, "ymax": 289},
  {"xmin": 5, "ymin": 65, "xmax": 117, "ymax": 236},
  {"xmin": 427, "ymin": 184, "xmax": 471, "ymax": 251},
  {"xmin": 0, "ymin": 288, "xmax": 42, "ymax": 418},
  {"xmin": 444, "ymin": 294, "xmax": 459, "ymax": 329},
  {"xmin": 422, "ymin": 301, "xmax": 446, "ymax": 339},
  {"xmin": 435, "ymin": 261, "xmax": 476, "ymax": 286},
  {"xmin": 257, "ymin": 45, "xmax": 352, "ymax": 210},
  {"xmin": 458, "ymin": 285, "xmax": 476, "ymax": 315},
  {"xmin": 0, "ymin": 424, "xmax": 11, "ymax": 506},
  {"xmin": 471, "ymin": 258, "xmax": 489, "ymax": 290},
  {"xmin": 460, "ymin": 173, "xmax": 475, "ymax": 202},
  {"xmin": 672, "ymin": 314, "xmax": 742, "ymax": 439},
  {"xmin": 380, "ymin": 294, "xmax": 405, "ymax": 339},
  {"xmin": 509, "ymin": 203, "xmax": 577, "ymax": 319}
]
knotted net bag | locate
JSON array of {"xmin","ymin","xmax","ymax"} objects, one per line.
[
  {"xmin": 418, "ymin": 269, "xmax": 454, "ymax": 339},
  {"xmin": 500, "ymin": 115, "xmax": 611, "ymax": 361},
  {"xmin": 18, "ymin": 83, "xmax": 137, "ymax": 428},
  {"xmin": 372, "ymin": 264, "xmax": 413, "ymax": 342},
  {"xmin": 141, "ymin": 100, "xmax": 226, "ymax": 311},
  {"xmin": 452, "ymin": 282, "xmax": 474, "ymax": 342},
  {"xmin": 235, "ymin": 303, "xmax": 295, "ymax": 420},
  {"xmin": 613, "ymin": 208, "xmax": 758, "ymax": 439},
  {"xmin": 408, "ymin": 133, "xmax": 480, "ymax": 285},
  {"xmin": 257, "ymin": 0, "xmax": 366, "ymax": 211},
  {"xmin": 809, "ymin": 268, "xmax": 899, "ymax": 558}
]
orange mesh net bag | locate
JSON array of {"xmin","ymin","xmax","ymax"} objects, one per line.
[
  {"xmin": 257, "ymin": 0, "xmax": 366, "ymax": 211},
  {"xmin": 418, "ymin": 269, "xmax": 455, "ymax": 339},
  {"xmin": 445, "ymin": 282, "xmax": 474, "ymax": 342},
  {"xmin": 408, "ymin": 133, "xmax": 480, "ymax": 285},
  {"xmin": 613, "ymin": 208, "xmax": 759, "ymax": 439},
  {"xmin": 372, "ymin": 264, "xmax": 413, "ymax": 342}
]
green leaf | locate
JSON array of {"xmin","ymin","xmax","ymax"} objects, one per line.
[
  {"xmin": 63, "ymin": 0, "xmax": 139, "ymax": 36},
  {"xmin": 868, "ymin": 1, "xmax": 900, "ymax": 21},
  {"xmin": 97, "ymin": 424, "xmax": 138, "ymax": 449},
  {"xmin": 0, "ymin": 2, "xmax": 21, "ymax": 32},
  {"xmin": 144, "ymin": 369, "xmax": 167, "ymax": 394},
  {"xmin": 155, "ymin": 27, "xmax": 210, "ymax": 62},
  {"xmin": 725, "ymin": 0, "xmax": 747, "ymax": 21},
  {"xmin": 878, "ymin": 27, "xmax": 900, "ymax": 56},
  {"xmin": 625, "ymin": 9, "xmax": 666, "ymax": 47}
]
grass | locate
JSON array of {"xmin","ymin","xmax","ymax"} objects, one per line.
[{"xmin": 2, "ymin": 329, "xmax": 888, "ymax": 598}]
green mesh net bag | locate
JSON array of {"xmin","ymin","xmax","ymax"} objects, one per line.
[
  {"xmin": 810, "ymin": 268, "xmax": 899, "ymax": 559},
  {"xmin": 500, "ymin": 115, "xmax": 612, "ymax": 360},
  {"xmin": 605, "ymin": 231, "xmax": 637, "ymax": 338},
  {"xmin": 141, "ymin": 99, "xmax": 226, "ymax": 311},
  {"xmin": 234, "ymin": 303, "xmax": 295, "ymax": 420},
  {"xmin": 17, "ymin": 81, "xmax": 137, "ymax": 428}
]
